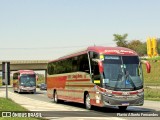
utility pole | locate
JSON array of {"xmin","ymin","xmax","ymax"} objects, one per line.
[{"xmin": 2, "ymin": 62, "xmax": 10, "ymax": 99}]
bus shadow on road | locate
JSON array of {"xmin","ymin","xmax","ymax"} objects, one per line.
[
  {"xmin": 52, "ymin": 101, "xmax": 156, "ymax": 113},
  {"xmin": 14, "ymin": 91, "xmax": 44, "ymax": 95}
]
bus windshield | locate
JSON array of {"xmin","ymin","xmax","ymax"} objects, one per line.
[
  {"xmin": 102, "ymin": 55, "xmax": 143, "ymax": 91},
  {"xmin": 20, "ymin": 74, "xmax": 36, "ymax": 87}
]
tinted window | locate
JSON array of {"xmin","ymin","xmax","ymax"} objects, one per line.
[
  {"xmin": 20, "ymin": 74, "xmax": 36, "ymax": 86},
  {"xmin": 77, "ymin": 54, "xmax": 90, "ymax": 73},
  {"xmin": 48, "ymin": 53, "xmax": 90, "ymax": 75},
  {"xmin": 48, "ymin": 58, "xmax": 72, "ymax": 75},
  {"xmin": 123, "ymin": 56, "xmax": 139, "ymax": 64},
  {"xmin": 13, "ymin": 73, "xmax": 19, "ymax": 80}
]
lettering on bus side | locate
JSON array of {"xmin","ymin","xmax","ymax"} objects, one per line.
[
  {"xmin": 72, "ymin": 75, "xmax": 77, "ymax": 79},
  {"xmin": 67, "ymin": 74, "xmax": 87, "ymax": 80},
  {"xmin": 77, "ymin": 74, "xmax": 83, "ymax": 78},
  {"xmin": 68, "ymin": 75, "xmax": 71, "ymax": 79},
  {"xmin": 71, "ymin": 74, "xmax": 83, "ymax": 79}
]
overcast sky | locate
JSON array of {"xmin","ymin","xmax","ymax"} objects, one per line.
[{"xmin": 0, "ymin": 0, "xmax": 160, "ymax": 60}]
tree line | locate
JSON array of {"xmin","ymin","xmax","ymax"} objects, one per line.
[{"xmin": 113, "ymin": 33, "xmax": 160, "ymax": 56}]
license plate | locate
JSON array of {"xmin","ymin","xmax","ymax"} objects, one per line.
[{"xmin": 122, "ymin": 103, "xmax": 129, "ymax": 106}]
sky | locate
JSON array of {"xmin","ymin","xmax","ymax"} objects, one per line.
[{"xmin": 0, "ymin": 0, "xmax": 160, "ymax": 60}]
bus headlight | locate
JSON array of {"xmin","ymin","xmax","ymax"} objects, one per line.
[
  {"xmin": 107, "ymin": 94, "xmax": 113, "ymax": 97},
  {"xmin": 102, "ymin": 92, "xmax": 113, "ymax": 97}
]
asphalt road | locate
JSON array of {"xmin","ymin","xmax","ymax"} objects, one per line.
[
  {"xmin": 8, "ymin": 88, "xmax": 160, "ymax": 110},
  {"xmin": 4, "ymin": 87, "xmax": 160, "ymax": 120}
]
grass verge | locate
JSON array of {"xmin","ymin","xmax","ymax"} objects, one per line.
[
  {"xmin": 0, "ymin": 98, "xmax": 45, "ymax": 120},
  {"xmin": 144, "ymin": 88, "xmax": 160, "ymax": 101},
  {"xmin": 142, "ymin": 60, "xmax": 160, "ymax": 86}
]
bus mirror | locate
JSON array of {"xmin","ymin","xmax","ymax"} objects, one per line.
[
  {"xmin": 145, "ymin": 61, "xmax": 151, "ymax": 73},
  {"xmin": 98, "ymin": 61, "xmax": 104, "ymax": 73},
  {"xmin": 141, "ymin": 60, "xmax": 151, "ymax": 73}
]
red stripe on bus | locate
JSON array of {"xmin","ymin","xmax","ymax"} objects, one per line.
[
  {"xmin": 58, "ymin": 95, "xmax": 84, "ymax": 103},
  {"xmin": 58, "ymin": 89, "xmax": 82, "ymax": 92},
  {"xmin": 97, "ymin": 86, "xmax": 106, "ymax": 92},
  {"xmin": 58, "ymin": 95, "xmax": 102, "ymax": 107},
  {"xmin": 47, "ymin": 76, "xmax": 67, "ymax": 89},
  {"xmin": 130, "ymin": 91, "xmax": 138, "ymax": 95},
  {"xmin": 57, "ymin": 89, "xmax": 96, "ymax": 94},
  {"xmin": 112, "ymin": 91, "xmax": 122, "ymax": 95},
  {"xmin": 67, "ymin": 79, "xmax": 90, "ymax": 82},
  {"xmin": 66, "ymin": 85, "xmax": 94, "ymax": 87}
]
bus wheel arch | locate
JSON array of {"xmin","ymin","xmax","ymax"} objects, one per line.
[
  {"xmin": 53, "ymin": 90, "xmax": 63, "ymax": 103},
  {"xmin": 84, "ymin": 91, "xmax": 92, "ymax": 110}
]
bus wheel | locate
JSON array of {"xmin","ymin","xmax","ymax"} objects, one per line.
[
  {"xmin": 118, "ymin": 106, "xmax": 127, "ymax": 111},
  {"xmin": 32, "ymin": 90, "xmax": 36, "ymax": 94},
  {"xmin": 54, "ymin": 91, "xmax": 58, "ymax": 103},
  {"xmin": 85, "ymin": 93, "xmax": 92, "ymax": 110}
]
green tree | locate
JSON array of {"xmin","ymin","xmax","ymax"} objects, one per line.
[
  {"xmin": 113, "ymin": 33, "xmax": 128, "ymax": 47},
  {"xmin": 127, "ymin": 40, "xmax": 147, "ymax": 56}
]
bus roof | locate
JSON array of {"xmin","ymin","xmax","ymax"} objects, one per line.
[
  {"xmin": 49, "ymin": 46, "xmax": 138, "ymax": 63},
  {"xmin": 16, "ymin": 70, "xmax": 35, "ymax": 75}
]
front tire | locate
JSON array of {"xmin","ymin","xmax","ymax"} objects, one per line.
[
  {"xmin": 118, "ymin": 106, "xmax": 127, "ymax": 111},
  {"xmin": 32, "ymin": 89, "xmax": 36, "ymax": 94},
  {"xmin": 85, "ymin": 93, "xmax": 92, "ymax": 110},
  {"xmin": 53, "ymin": 91, "xmax": 58, "ymax": 103}
]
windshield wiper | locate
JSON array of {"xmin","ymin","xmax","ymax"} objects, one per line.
[
  {"xmin": 25, "ymin": 80, "xmax": 33, "ymax": 87},
  {"xmin": 114, "ymin": 73, "xmax": 123, "ymax": 90},
  {"xmin": 103, "ymin": 84, "xmax": 115, "ymax": 90},
  {"xmin": 126, "ymin": 74, "xmax": 136, "ymax": 90}
]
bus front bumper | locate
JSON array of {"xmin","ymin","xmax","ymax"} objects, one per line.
[
  {"xmin": 19, "ymin": 86, "xmax": 36, "ymax": 92},
  {"xmin": 102, "ymin": 94, "xmax": 144, "ymax": 107}
]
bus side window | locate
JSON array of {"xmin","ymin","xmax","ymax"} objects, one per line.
[
  {"xmin": 65, "ymin": 58, "xmax": 72, "ymax": 73},
  {"xmin": 92, "ymin": 61, "xmax": 100, "ymax": 81},
  {"xmin": 72, "ymin": 57, "xmax": 78, "ymax": 72},
  {"xmin": 90, "ymin": 52, "xmax": 101, "ymax": 85},
  {"xmin": 89, "ymin": 51, "xmax": 99, "ymax": 59},
  {"xmin": 13, "ymin": 73, "xmax": 18, "ymax": 80},
  {"xmin": 78, "ymin": 54, "xmax": 90, "ymax": 73},
  {"xmin": 92, "ymin": 61, "xmax": 100, "ymax": 78},
  {"xmin": 90, "ymin": 52, "xmax": 100, "ymax": 75},
  {"xmin": 48, "ymin": 62, "xmax": 54, "ymax": 75}
]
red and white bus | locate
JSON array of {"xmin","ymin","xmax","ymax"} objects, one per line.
[
  {"xmin": 47, "ymin": 46, "xmax": 150, "ymax": 110},
  {"xmin": 13, "ymin": 70, "xmax": 37, "ymax": 94}
]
